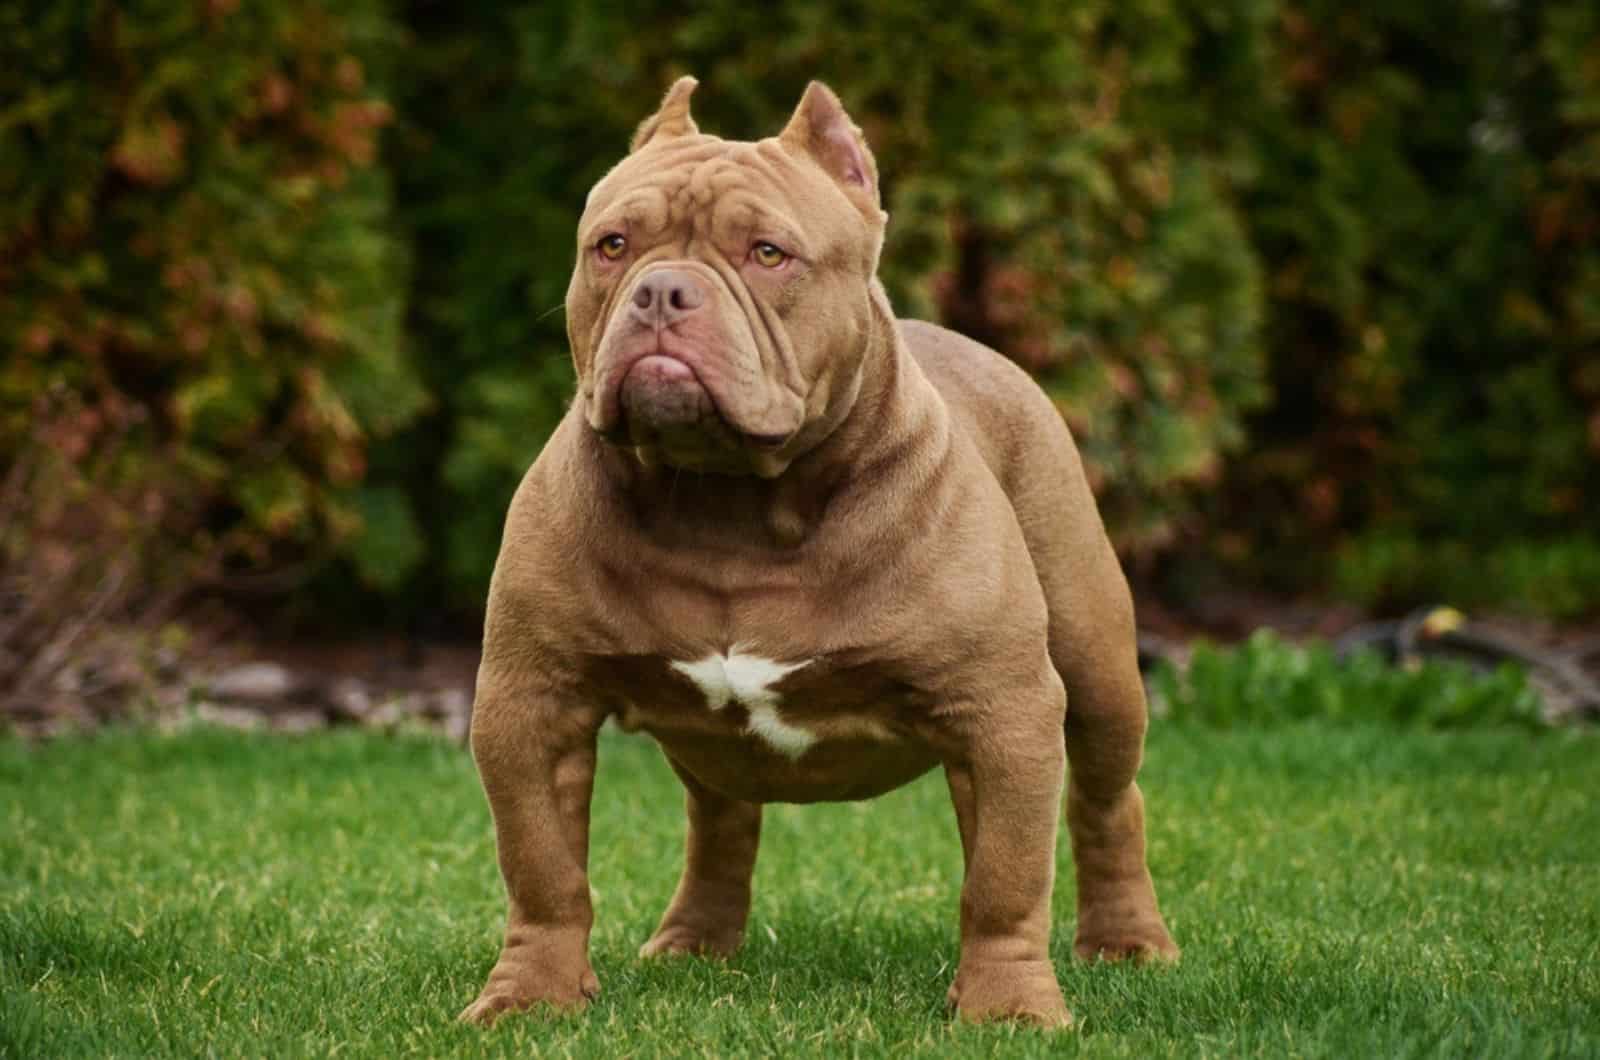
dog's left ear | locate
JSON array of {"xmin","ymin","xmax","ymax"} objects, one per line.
[
  {"xmin": 780, "ymin": 81, "xmax": 882, "ymax": 218},
  {"xmin": 631, "ymin": 76, "xmax": 700, "ymax": 153}
]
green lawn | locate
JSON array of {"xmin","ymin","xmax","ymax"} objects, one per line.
[{"xmin": 2, "ymin": 718, "xmax": 1597, "ymax": 1057}]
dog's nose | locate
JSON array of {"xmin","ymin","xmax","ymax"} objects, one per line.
[{"xmin": 629, "ymin": 268, "xmax": 706, "ymax": 325}]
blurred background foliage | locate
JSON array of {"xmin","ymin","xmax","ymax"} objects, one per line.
[
  {"xmin": 2, "ymin": 0, "xmax": 1597, "ymax": 633},
  {"xmin": 1, "ymin": 0, "xmax": 424, "ymax": 604}
]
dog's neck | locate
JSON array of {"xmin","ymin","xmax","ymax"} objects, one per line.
[{"xmin": 584, "ymin": 284, "xmax": 949, "ymax": 552}]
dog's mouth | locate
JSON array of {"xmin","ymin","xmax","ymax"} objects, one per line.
[
  {"xmin": 596, "ymin": 351, "xmax": 791, "ymax": 457},
  {"xmin": 619, "ymin": 354, "xmax": 716, "ymax": 437}
]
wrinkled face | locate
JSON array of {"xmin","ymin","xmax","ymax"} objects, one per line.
[{"xmin": 566, "ymin": 80, "xmax": 886, "ymax": 477}]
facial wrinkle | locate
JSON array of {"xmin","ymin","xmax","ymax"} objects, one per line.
[
  {"xmin": 695, "ymin": 181, "xmax": 804, "ymax": 408},
  {"xmin": 676, "ymin": 152, "xmax": 749, "ymax": 256},
  {"xmin": 687, "ymin": 169, "xmax": 769, "ymax": 369},
  {"xmin": 705, "ymin": 252, "xmax": 792, "ymax": 420},
  {"xmin": 727, "ymin": 147, "xmax": 814, "ymax": 252},
  {"xmin": 628, "ymin": 185, "xmax": 677, "ymax": 242},
  {"xmin": 751, "ymin": 286, "xmax": 806, "ymax": 406},
  {"xmin": 741, "ymin": 140, "xmax": 797, "ymax": 197}
]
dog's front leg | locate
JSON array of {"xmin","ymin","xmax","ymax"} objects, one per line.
[
  {"xmin": 939, "ymin": 670, "xmax": 1071, "ymax": 1029},
  {"xmin": 460, "ymin": 669, "xmax": 604, "ymax": 1024}
]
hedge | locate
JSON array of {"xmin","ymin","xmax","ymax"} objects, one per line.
[
  {"xmin": 4, "ymin": 1, "xmax": 1596, "ymax": 623},
  {"xmin": 1, "ymin": 0, "xmax": 423, "ymax": 596}
]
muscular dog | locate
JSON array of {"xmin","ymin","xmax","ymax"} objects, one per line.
[{"xmin": 460, "ymin": 77, "xmax": 1177, "ymax": 1029}]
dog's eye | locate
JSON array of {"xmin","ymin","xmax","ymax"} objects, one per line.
[
  {"xmin": 597, "ymin": 234, "xmax": 627, "ymax": 260},
  {"xmin": 751, "ymin": 242, "xmax": 788, "ymax": 268}
]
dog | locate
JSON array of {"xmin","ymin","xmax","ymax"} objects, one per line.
[{"xmin": 460, "ymin": 77, "xmax": 1177, "ymax": 1029}]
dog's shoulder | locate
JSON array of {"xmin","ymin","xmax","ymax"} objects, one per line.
[
  {"xmin": 898, "ymin": 318, "xmax": 1070, "ymax": 494},
  {"xmin": 486, "ymin": 412, "xmax": 609, "ymax": 636}
]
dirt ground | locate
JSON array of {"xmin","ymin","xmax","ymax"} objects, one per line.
[{"xmin": 4, "ymin": 589, "xmax": 1597, "ymax": 739}]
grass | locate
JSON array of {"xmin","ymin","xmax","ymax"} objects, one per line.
[{"xmin": 2, "ymin": 704, "xmax": 1598, "ymax": 1056}]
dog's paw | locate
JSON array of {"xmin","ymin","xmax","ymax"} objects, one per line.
[
  {"xmin": 946, "ymin": 958, "xmax": 1072, "ymax": 1029},
  {"xmin": 638, "ymin": 921, "xmax": 743, "ymax": 959},
  {"xmin": 1073, "ymin": 916, "xmax": 1180, "ymax": 965},
  {"xmin": 458, "ymin": 963, "xmax": 600, "ymax": 1026}
]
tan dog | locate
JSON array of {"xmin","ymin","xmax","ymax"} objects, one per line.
[{"xmin": 460, "ymin": 77, "xmax": 1177, "ymax": 1029}]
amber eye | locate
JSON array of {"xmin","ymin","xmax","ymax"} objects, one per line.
[
  {"xmin": 752, "ymin": 241, "xmax": 788, "ymax": 268},
  {"xmin": 597, "ymin": 233, "xmax": 627, "ymax": 260}
]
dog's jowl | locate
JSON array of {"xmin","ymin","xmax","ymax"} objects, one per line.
[{"xmin": 460, "ymin": 77, "xmax": 1178, "ymax": 1029}]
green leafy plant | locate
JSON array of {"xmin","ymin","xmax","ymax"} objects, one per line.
[{"xmin": 1149, "ymin": 630, "xmax": 1547, "ymax": 729}]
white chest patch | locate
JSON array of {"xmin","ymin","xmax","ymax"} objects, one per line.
[{"xmin": 669, "ymin": 650, "xmax": 816, "ymax": 758}]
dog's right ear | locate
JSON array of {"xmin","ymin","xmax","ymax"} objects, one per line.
[{"xmin": 630, "ymin": 76, "xmax": 699, "ymax": 153}]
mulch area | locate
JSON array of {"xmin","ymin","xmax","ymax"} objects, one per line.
[{"xmin": 3, "ymin": 590, "xmax": 1597, "ymax": 740}]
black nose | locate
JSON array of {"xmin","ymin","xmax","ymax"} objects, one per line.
[{"xmin": 629, "ymin": 268, "xmax": 706, "ymax": 324}]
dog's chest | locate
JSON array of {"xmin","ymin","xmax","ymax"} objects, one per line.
[
  {"xmin": 594, "ymin": 647, "xmax": 931, "ymax": 773},
  {"xmin": 663, "ymin": 649, "xmax": 824, "ymax": 756}
]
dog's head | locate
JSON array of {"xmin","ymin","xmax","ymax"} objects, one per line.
[{"xmin": 567, "ymin": 78, "xmax": 888, "ymax": 477}]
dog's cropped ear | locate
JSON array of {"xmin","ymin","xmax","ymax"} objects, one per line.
[
  {"xmin": 780, "ymin": 81, "xmax": 881, "ymax": 215},
  {"xmin": 631, "ymin": 76, "xmax": 700, "ymax": 153}
]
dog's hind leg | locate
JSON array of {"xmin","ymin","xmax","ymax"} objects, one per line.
[
  {"xmin": 1054, "ymin": 576, "xmax": 1178, "ymax": 963},
  {"xmin": 640, "ymin": 757, "xmax": 762, "ymax": 958},
  {"xmin": 1004, "ymin": 405, "xmax": 1179, "ymax": 964}
]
